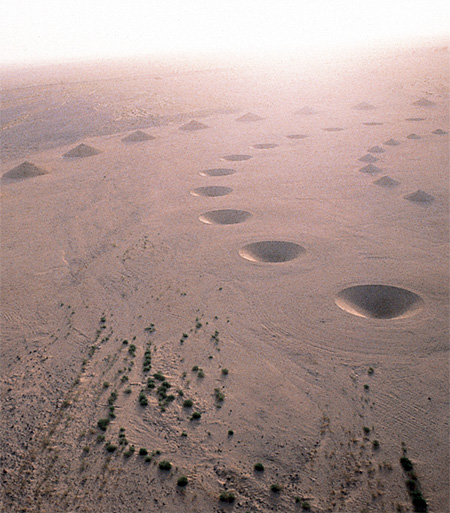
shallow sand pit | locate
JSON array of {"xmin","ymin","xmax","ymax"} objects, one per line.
[
  {"xmin": 199, "ymin": 209, "xmax": 252, "ymax": 225},
  {"xmin": 353, "ymin": 102, "xmax": 376, "ymax": 110},
  {"xmin": 251, "ymin": 143, "xmax": 278, "ymax": 149},
  {"xmin": 221, "ymin": 154, "xmax": 252, "ymax": 161},
  {"xmin": 63, "ymin": 143, "xmax": 102, "ymax": 158},
  {"xmin": 190, "ymin": 186, "xmax": 233, "ymax": 197},
  {"xmin": 179, "ymin": 120, "xmax": 209, "ymax": 131},
  {"xmin": 403, "ymin": 189, "xmax": 435, "ymax": 204},
  {"xmin": 335, "ymin": 284, "xmax": 424, "ymax": 319},
  {"xmin": 239, "ymin": 241, "xmax": 305, "ymax": 263},
  {"xmin": 294, "ymin": 106, "xmax": 316, "ymax": 115},
  {"xmin": 286, "ymin": 134, "xmax": 308, "ymax": 139},
  {"xmin": 199, "ymin": 168, "xmax": 236, "ymax": 177},
  {"xmin": 2, "ymin": 161, "xmax": 48, "ymax": 181},
  {"xmin": 121, "ymin": 130, "xmax": 155, "ymax": 142}
]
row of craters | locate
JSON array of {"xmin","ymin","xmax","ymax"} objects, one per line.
[
  {"xmin": 193, "ymin": 165, "xmax": 424, "ymax": 320},
  {"xmin": 192, "ymin": 165, "xmax": 306, "ymax": 262}
]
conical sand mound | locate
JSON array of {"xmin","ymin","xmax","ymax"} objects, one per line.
[
  {"xmin": 199, "ymin": 168, "xmax": 236, "ymax": 177},
  {"xmin": 322, "ymin": 127, "xmax": 344, "ymax": 132},
  {"xmin": 294, "ymin": 107, "xmax": 316, "ymax": 115},
  {"xmin": 190, "ymin": 186, "xmax": 233, "ymax": 197},
  {"xmin": 179, "ymin": 120, "xmax": 209, "ymax": 131},
  {"xmin": 405, "ymin": 117, "xmax": 425, "ymax": 121},
  {"xmin": 235, "ymin": 113, "xmax": 263, "ymax": 122},
  {"xmin": 368, "ymin": 146, "xmax": 385, "ymax": 154},
  {"xmin": 384, "ymin": 139, "xmax": 400, "ymax": 146},
  {"xmin": 122, "ymin": 130, "xmax": 155, "ymax": 142},
  {"xmin": 64, "ymin": 143, "xmax": 102, "ymax": 158},
  {"xmin": 3, "ymin": 161, "xmax": 48, "ymax": 181},
  {"xmin": 359, "ymin": 164, "xmax": 382, "ymax": 175},
  {"xmin": 412, "ymin": 98, "xmax": 435, "ymax": 107},
  {"xmin": 251, "ymin": 143, "xmax": 278, "ymax": 149},
  {"xmin": 221, "ymin": 154, "xmax": 252, "ymax": 162},
  {"xmin": 362, "ymin": 122, "xmax": 383, "ymax": 126},
  {"xmin": 353, "ymin": 102, "xmax": 376, "ymax": 110},
  {"xmin": 432, "ymin": 129, "xmax": 448, "ymax": 135},
  {"xmin": 404, "ymin": 190, "xmax": 435, "ymax": 204},
  {"xmin": 374, "ymin": 176, "xmax": 400, "ymax": 188},
  {"xmin": 407, "ymin": 133, "xmax": 421, "ymax": 140},
  {"xmin": 335, "ymin": 285, "xmax": 423, "ymax": 319},
  {"xmin": 199, "ymin": 209, "xmax": 252, "ymax": 225},
  {"xmin": 239, "ymin": 241, "xmax": 306, "ymax": 263},
  {"xmin": 359, "ymin": 154, "xmax": 379, "ymax": 163}
]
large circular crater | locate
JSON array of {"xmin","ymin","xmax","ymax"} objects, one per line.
[
  {"xmin": 199, "ymin": 168, "xmax": 236, "ymax": 177},
  {"xmin": 239, "ymin": 241, "xmax": 306, "ymax": 263},
  {"xmin": 190, "ymin": 186, "xmax": 233, "ymax": 197},
  {"xmin": 335, "ymin": 285, "xmax": 423, "ymax": 319},
  {"xmin": 199, "ymin": 209, "xmax": 252, "ymax": 225}
]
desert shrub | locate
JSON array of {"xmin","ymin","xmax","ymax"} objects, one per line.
[
  {"xmin": 177, "ymin": 476, "xmax": 188, "ymax": 487},
  {"xmin": 270, "ymin": 483, "xmax": 281, "ymax": 493},
  {"xmin": 138, "ymin": 391, "xmax": 148, "ymax": 406},
  {"xmin": 400, "ymin": 456, "xmax": 414, "ymax": 472},
  {"xmin": 190, "ymin": 412, "xmax": 201, "ymax": 420},
  {"xmin": 221, "ymin": 368, "xmax": 229, "ymax": 375},
  {"xmin": 97, "ymin": 418, "xmax": 110, "ymax": 431},
  {"xmin": 183, "ymin": 399, "xmax": 193, "ymax": 408},
  {"xmin": 139, "ymin": 448, "xmax": 148, "ymax": 456},
  {"xmin": 159, "ymin": 460, "xmax": 172, "ymax": 471},
  {"xmin": 219, "ymin": 491, "xmax": 235, "ymax": 503},
  {"xmin": 105, "ymin": 443, "xmax": 117, "ymax": 453},
  {"xmin": 254, "ymin": 462, "xmax": 264, "ymax": 472}
]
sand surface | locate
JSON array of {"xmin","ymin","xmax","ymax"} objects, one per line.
[{"xmin": 1, "ymin": 45, "xmax": 449, "ymax": 513}]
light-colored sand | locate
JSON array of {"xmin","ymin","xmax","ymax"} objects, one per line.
[{"xmin": 1, "ymin": 45, "xmax": 448, "ymax": 513}]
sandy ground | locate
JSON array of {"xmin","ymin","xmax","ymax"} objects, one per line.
[{"xmin": 1, "ymin": 45, "xmax": 449, "ymax": 513}]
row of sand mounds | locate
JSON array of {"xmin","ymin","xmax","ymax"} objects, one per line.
[
  {"xmin": 64, "ymin": 143, "xmax": 102, "ymax": 158},
  {"xmin": 359, "ymin": 154, "xmax": 379, "ymax": 163},
  {"xmin": 335, "ymin": 285, "xmax": 423, "ymax": 319},
  {"xmin": 384, "ymin": 138, "xmax": 400, "ymax": 146},
  {"xmin": 179, "ymin": 120, "xmax": 209, "ymax": 131},
  {"xmin": 374, "ymin": 176, "xmax": 400, "ymax": 188},
  {"xmin": 2, "ymin": 161, "xmax": 48, "ymax": 181},
  {"xmin": 122, "ymin": 130, "xmax": 155, "ymax": 142},
  {"xmin": 359, "ymin": 163, "xmax": 383, "ymax": 175},
  {"xmin": 403, "ymin": 190, "xmax": 435, "ymax": 204},
  {"xmin": 199, "ymin": 209, "xmax": 251, "ymax": 225},
  {"xmin": 236, "ymin": 113, "xmax": 264, "ymax": 122},
  {"xmin": 412, "ymin": 97, "xmax": 435, "ymax": 107}
]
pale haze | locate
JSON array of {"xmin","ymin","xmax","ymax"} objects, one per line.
[{"xmin": 2, "ymin": 0, "xmax": 449, "ymax": 63}]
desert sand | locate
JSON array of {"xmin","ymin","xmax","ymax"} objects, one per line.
[{"xmin": 1, "ymin": 45, "xmax": 449, "ymax": 513}]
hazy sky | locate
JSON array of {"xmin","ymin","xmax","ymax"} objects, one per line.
[{"xmin": 1, "ymin": 0, "xmax": 449, "ymax": 64}]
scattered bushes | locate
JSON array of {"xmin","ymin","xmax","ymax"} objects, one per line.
[
  {"xmin": 158, "ymin": 460, "xmax": 172, "ymax": 471},
  {"xmin": 177, "ymin": 476, "xmax": 188, "ymax": 487},
  {"xmin": 219, "ymin": 491, "xmax": 235, "ymax": 503}
]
